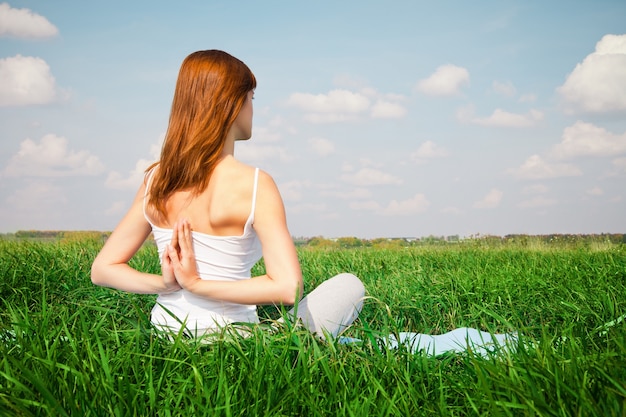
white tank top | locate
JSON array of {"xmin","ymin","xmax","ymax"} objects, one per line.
[{"xmin": 143, "ymin": 167, "xmax": 263, "ymax": 335}]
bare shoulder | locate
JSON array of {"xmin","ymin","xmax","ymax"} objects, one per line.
[
  {"xmin": 254, "ymin": 169, "xmax": 286, "ymax": 225},
  {"xmin": 256, "ymin": 168, "xmax": 277, "ymax": 187},
  {"xmin": 220, "ymin": 157, "xmax": 277, "ymax": 193},
  {"xmin": 218, "ymin": 157, "xmax": 257, "ymax": 184},
  {"xmin": 256, "ymin": 169, "xmax": 282, "ymax": 199}
]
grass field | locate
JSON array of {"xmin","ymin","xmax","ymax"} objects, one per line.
[{"xmin": 0, "ymin": 235, "xmax": 625, "ymax": 416}]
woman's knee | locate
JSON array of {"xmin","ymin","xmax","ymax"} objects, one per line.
[{"xmin": 332, "ymin": 273, "xmax": 365, "ymax": 298}]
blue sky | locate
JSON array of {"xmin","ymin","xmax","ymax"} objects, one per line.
[{"xmin": 1, "ymin": 1, "xmax": 625, "ymax": 238}]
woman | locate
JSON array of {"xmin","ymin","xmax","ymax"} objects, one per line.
[{"xmin": 91, "ymin": 50, "xmax": 364, "ymax": 339}]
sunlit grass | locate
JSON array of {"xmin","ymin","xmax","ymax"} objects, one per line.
[{"xmin": 1, "ymin": 237, "xmax": 625, "ymax": 415}]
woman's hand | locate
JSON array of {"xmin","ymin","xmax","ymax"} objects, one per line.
[
  {"xmin": 166, "ymin": 219, "xmax": 201, "ymax": 292},
  {"xmin": 160, "ymin": 246, "xmax": 182, "ymax": 293}
]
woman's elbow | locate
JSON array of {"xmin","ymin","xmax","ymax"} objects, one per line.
[
  {"xmin": 280, "ymin": 278, "xmax": 304, "ymax": 306},
  {"xmin": 90, "ymin": 260, "xmax": 106, "ymax": 286}
]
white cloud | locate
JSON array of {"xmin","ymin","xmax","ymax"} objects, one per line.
[
  {"xmin": 252, "ymin": 126, "xmax": 282, "ymax": 143},
  {"xmin": 3, "ymin": 134, "xmax": 105, "ymax": 177},
  {"xmin": 518, "ymin": 196, "xmax": 557, "ymax": 209},
  {"xmin": 267, "ymin": 115, "xmax": 287, "ymax": 128},
  {"xmin": 508, "ymin": 155, "xmax": 582, "ymax": 180},
  {"xmin": 410, "ymin": 141, "xmax": 448, "ymax": 163},
  {"xmin": 586, "ymin": 187, "xmax": 604, "ymax": 196},
  {"xmin": 287, "ymin": 202, "xmax": 327, "ymax": 214},
  {"xmin": 0, "ymin": 181, "xmax": 71, "ymax": 232},
  {"xmin": 105, "ymin": 158, "xmax": 154, "ymax": 190},
  {"xmin": 287, "ymin": 89, "xmax": 370, "ymax": 123},
  {"xmin": 0, "ymin": 3, "xmax": 58, "ymax": 38},
  {"xmin": 236, "ymin": 143, "xmax": 292, "ymax": 163},
  {"xmin": 104, "ymin": 201, "xmax": 127, "ymax": 216},
  {"xmin": 473, "ymin": 188, "xmax": 503, "ymax": 209},
  {"xmin": 349, "ymin": 200, "xmax": 381, "ymax": 211},
  {"xmin": 370, "ymin": 100, "xmax": 407, "ymax": 119},
  {"xmin": 288, "ymin": 89, "xmax": 370, "ymax": 113},
  {"xmin": 0, "ymin": 55, "xmax": 57, "ymax": 106},
  {"xmin": 105, "ymin": 136, "xmax": 161, "ymax": 189},
  {"xmin": 341, "ymin": 168, "xmax": 403, "ymax": 186},
  {"xmin": 332, "ymin": 74, "xmax": 369, "ymax": 90},
  {"xmin": 519, "ymin": 93, "xmax": 537, "ymax": 103},
  {"xmin": 492, "ymin": 80, "xmax": 516, "ymax": 97},
  {"xmin": 303, "ymin": 113, "xmax": 352, "ymax": 123},
  {"xmin": 442, "ymin": 206, "xmax": 463, "ymax": 215},
  {"xmin": 321, "ymin": 187, "xmax": 372, "ymax": 201},
  {"xmin": 341, "ymin": 162, "xmax": 354, "ymax": 172},
  {"xmin": 287, "ymin": 88, "xmax": 407, "ymax": 122},
  {"xmin": 469, "ymin": 108, "xmax": 544, "ymax": 128},
  {"xmin": 350, "ymin": 194, "xmax": 430, "ymax": 216},
  {"xmin": 550, "ymin": 121, "xmax": 626, "ymax": 159},
  {"xmin": 5, "ymin": 181, "xmax": 66, "ymax": 212},
  {"xmin": 416, "ymin": 64, "xmax": 469, "ymax": 96},
  {"xmin": 557, "ymin": 34, "xmax": 626, "ymax": 114},
  {"xmin": 339, "ymin": 188, "xmax": 372, "ymax": 199},
  {"xmin": 608, "ymin": 157, "xmax": 626, "ymax": 175},
  {"xmin": 380, "ymin": 193, "xmax": 430, "ymax": 216},
  {"xmin": 357, "ymin": 158, "xmax": 383, "ymax": 169},
  {"xmin": 149, "ymin": 138, "xmax": 163, "ymax": 160},
  {"xmin": 308, "ymin": 137, "xmax": 335, "ymax": 156},
  {"xmin": 278, "ymin": 181, "xmax": 346, "ymax": 211},
  {"xmin": 522, "ymin": 184, "xmax": 549, "ymax": 194},
  {"xmin": 278, "ymin": 180, "xmax": 316, "ymax": 202}
]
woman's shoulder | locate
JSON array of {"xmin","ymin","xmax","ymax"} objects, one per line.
[
  {"xmin": 221, "ymin": 155, "xmax": 254, "ymax": 173},
  {"xmin": 221, "ymin": 157, "xmax": 275, "ymax": 185}
]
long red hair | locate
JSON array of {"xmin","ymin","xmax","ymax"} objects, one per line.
[{"xmin": 146, "ymin": 50, "xmax": 256, "ymax": 219}]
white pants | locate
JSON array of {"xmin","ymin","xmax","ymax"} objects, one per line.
[
  {"xmin": 290, "ymin": 273, "xmax": 518, "ymax": 357},
  {"xmin": 288, "ymin": 273, "xmax": 365, "ymax": 339}
]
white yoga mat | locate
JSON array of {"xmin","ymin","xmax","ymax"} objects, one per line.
[{"xmin": 340, "ymin": 327, "xmax": 518, "ymax": 357}]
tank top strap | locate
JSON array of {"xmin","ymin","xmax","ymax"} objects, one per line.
[{"xmin": 244, "ymin": 167, "xmax": 260, "ymax": 230}]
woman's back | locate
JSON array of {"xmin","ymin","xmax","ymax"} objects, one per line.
[
  {"xmin": 146, "ymin": 156, "xmax": 257, "ymax": 237},
  {"xmin": 145, "ymin": 156, "xmax": 264, "ymax": 334}
]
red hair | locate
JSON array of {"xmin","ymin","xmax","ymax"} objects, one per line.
[{"xmin": 146, "ymin": 50, "xmax": 256, "ymax": 219}]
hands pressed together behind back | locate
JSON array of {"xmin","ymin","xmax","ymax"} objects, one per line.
[{"xmin": 161, "ymin": 219, "xmax": 200, "ymax": 293}]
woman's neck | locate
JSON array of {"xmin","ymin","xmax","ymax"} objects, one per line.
[{"xmin": 222, "ymin": 136, "xmax": 235, "ymax": 156}]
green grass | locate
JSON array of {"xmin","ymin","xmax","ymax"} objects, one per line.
[{"xmin": 1, "ymin": 237, "xmax": 625, "ymax": 416}]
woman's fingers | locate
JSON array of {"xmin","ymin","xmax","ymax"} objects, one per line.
[
  {"xmin": 167, "ymin": 244, "xmax": 178, "ymax": 264},
  {"xmin": 178, "ymin": 219, "xmax": 192, "ymax": 255},
  {"xmin": 168, "ymin": 220, "xmax": 194, "ymax": 265},
  {"xmin": 169, "ymin": 219, "xmax": 192, "ymax": 255},
  {"xmin": 167, "ymin": 219, "xmax": 199, "ymax": 291},
  {"xmin": 161, "ymin": 246, "xmax": 170, "ymax": 265},
  {"xmin": 160, "ymin": 244, "xmax": 183, "ymax": 293},
  {"xmin": 170, "ymin": 220, "xmax": 179, "ymax": 250}
]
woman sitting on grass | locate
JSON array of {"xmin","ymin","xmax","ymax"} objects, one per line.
[
  {"xmin": 92, "ymin": 49, "xmax": 516, "ymax": 355},
  {"xmin": 91, "ymin": 49, "xmax": 365, "ymax": 339}
]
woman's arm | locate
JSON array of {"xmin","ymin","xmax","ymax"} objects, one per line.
[
  {"xmin": 167, "ymin": 171, "xmax": 303, "ymax": 305},
  {"xmin": 91, "ymin": 183, "xmax": 181, "ymax": 294}
]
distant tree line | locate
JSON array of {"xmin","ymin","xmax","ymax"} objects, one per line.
[
  {"xmin": 3, "ymin": 231, "xmax": 625, "ymax": 247},
  {"xmin": 4, "ymin": 230, "xmax": 111, "ymax": 242},
  {"xmin": 296, "ymin": 233, "xmax": 626, "ymax": 249}
]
